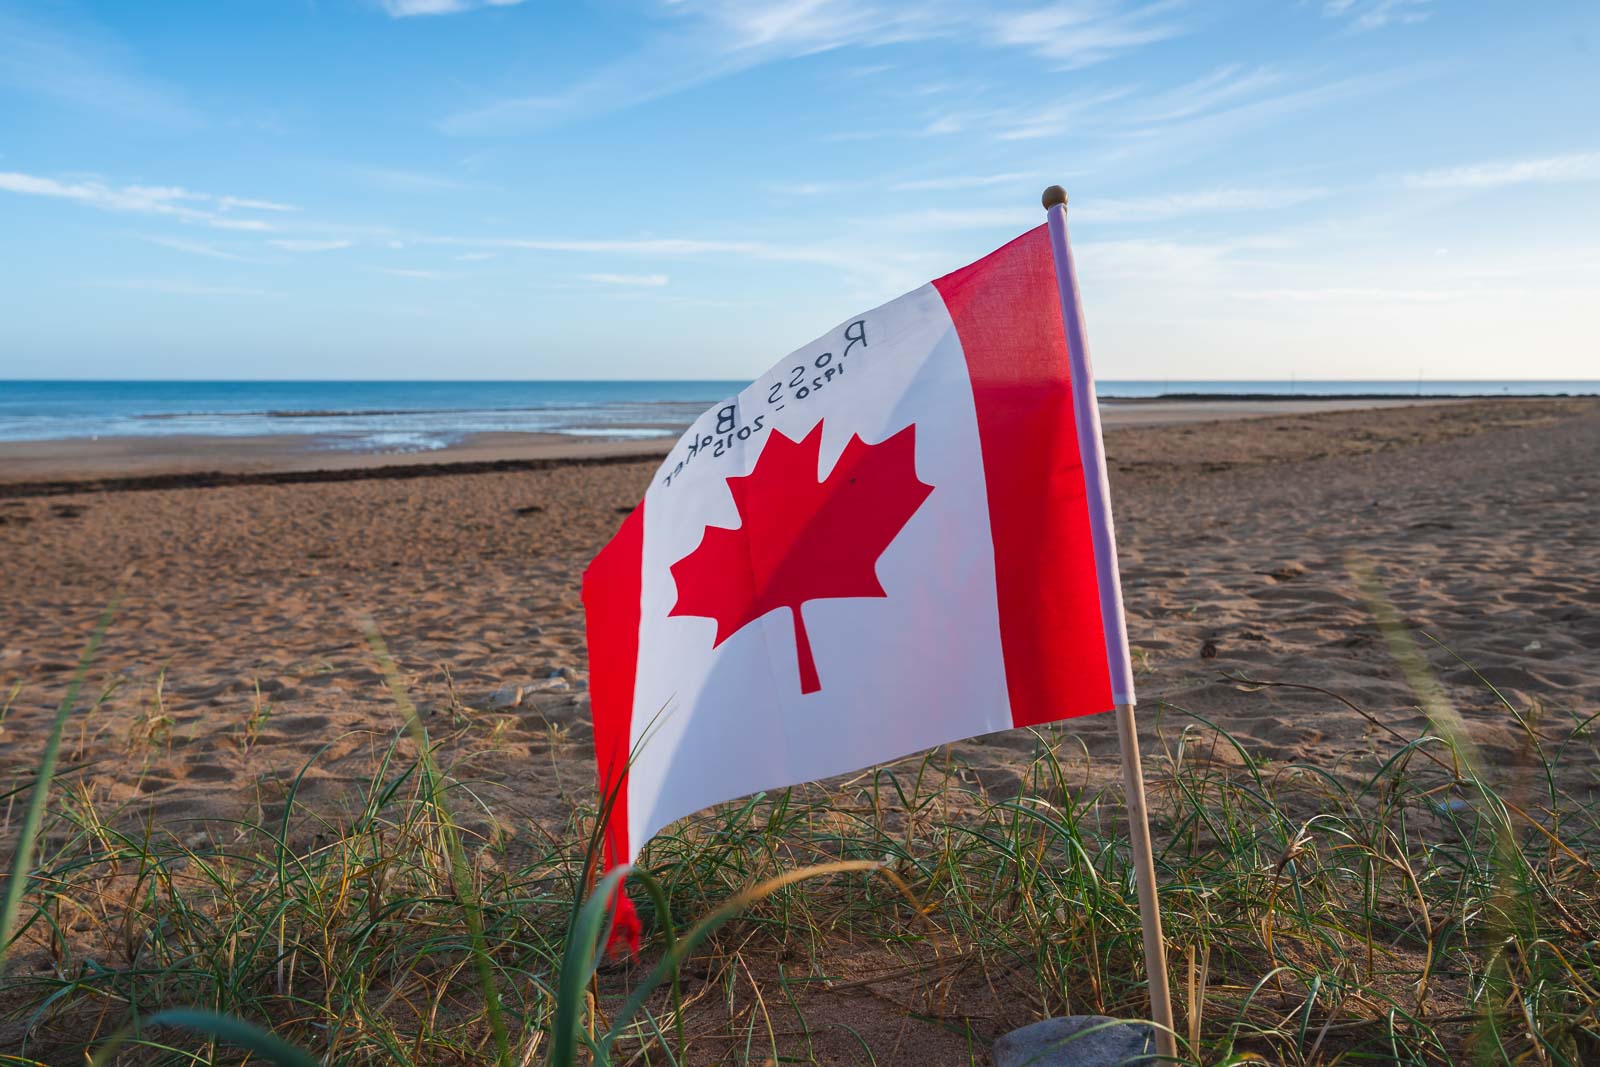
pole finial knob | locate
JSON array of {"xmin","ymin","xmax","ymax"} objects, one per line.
[{"xmin": 1041, "ymin": 185, "xmax": 1068, "ymax": 210}]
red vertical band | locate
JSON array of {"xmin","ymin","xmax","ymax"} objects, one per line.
[
  {"xmin": 581, "ymin": 503, "xmax": 645, "ymax": 877},
  {"xmin": 933, "ymin": 225, "xmax": 1115, "ymax": 726}
]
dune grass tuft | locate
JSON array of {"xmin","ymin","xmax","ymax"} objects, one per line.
[{"xmin": 1, "ymin": 617, "xmax": 1597, "ymax": 1064}]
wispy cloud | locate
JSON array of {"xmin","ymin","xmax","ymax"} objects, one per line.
[
  {"xmin": 0, "ymin": 171, "xmax": 294, "ymax": 231},
  {"xmin": 582, "ymin": 272, "xmax": 670, "ymax": 287},
  {"xmin": 380, "ymin": 0, "xmax": 530, "ymax": 16},
  {"xmin": 1233, "ymin": 285, "xmax": 1470, "ymax": 303},
  {"xmin": 137, "ymin": 235, "xmax": 256, "ymax": 261},
  {"xmin": 218, "ymin": 195, "xmax": 296, "ymax": 212},
  {"xmin": 687, "ymin": 0, "xmax": 1189, "ymax": 66},
  {"xmin": 441, "ymin": 0, "xmax": 1196, "ymax": 135},
  {"xmin": 986, "ymin": 87, "xmax": 1135, "ymax": 140},
  {"xmin": 770, "ymin": 181, "xmax": 854, "ymax": 197},
  {"xmin": 771, "ymin": 171, "xmax": 1038, "ymax": 197},
  {"xmin": 89, "ymin": 279, "xmax": 275, "ymax": 297},
  {"xmin": 849, "ymin": 61, "xmax": 1387, "ymax": 152},
  {"xmin": 429, "ymin": 235, "xmax": 768, "ymax": 255},
  {"xmin": 419, "ymin": 230, "xmax": 902, "ymax": 286},
  {"xmin": 1401, "ymin": 152, "xmax": 1600, "ymax": 191},
  {"xmin": 1322, "ymin": 0, "xmax": 1432, "ymax": 31},
  {"xmin": 350, "ymin": 167, "xmax": 483, "ymax": 192},
  {"xmin": 0, "ymin": 7, "xmax": 195, "ymax": 123},
  {"xmin": 1081, "ymin": 186, "xmax": 1330, "ymax": 222},
  {"xmin": 1076, "ymin": 237, "xmax": 1236, "ymax": 281},
  {"xmin": 870, "ymin": 207, "xmax": 1031, "ymax": 231},
  {"xmin": 984, "ymin": 1, "xmax": 1189, "ymax": 68},
  {"xmin": 1128, "ymin": 64, "xmax": 1283, "ymax": 124},
  {"xmin": 888, "ymin": 171, "xmax": 1039, "ymax": 192},
  {"xmin": 984, "ymin": 64, "xmax": 1280, "ymax": 141},
  {"xmin": 870, "ymin": 185, "xmax": 1329, "ymax": 230},
  {"xmin": 381, "ymin": 267, "xmax": 445, "ymax": 278},
  {"xmin": 269, "ymin": 238, "xmax": 354, "ymax": 252}
]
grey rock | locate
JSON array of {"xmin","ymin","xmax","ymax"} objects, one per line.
[
  {"xmin": 487, "ymin": 684, "xmax": 524, "ymax": 709},
  {"xmin": 528, "ymin": 676, "xmax": 570, "ymax": 693},
  {"xmin": 992, "ymin": 1016, "xmax": 1155, "ymax": 1067}
]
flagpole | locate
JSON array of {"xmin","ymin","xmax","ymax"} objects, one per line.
[{"xmin": 1042, "ymin": 185, "xmax": 1177, "ymax": 1060}]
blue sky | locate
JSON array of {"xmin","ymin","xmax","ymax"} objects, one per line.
[{"xmin": 1, "ymin": 0, "xmax": 1596, "ymax": 381}]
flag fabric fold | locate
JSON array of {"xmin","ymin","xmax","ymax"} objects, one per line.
[{"xmin": 581, "ymin": 220, "xmax": 1133, "ymax": 951}]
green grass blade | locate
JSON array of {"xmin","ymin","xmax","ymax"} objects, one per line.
[
  {"xmin": 90, "ymin": 1008, "xmax": 320, "ymax": 1067},
  {"xmin": 552, "ymin": 864, "xmax": 632, "ymax": 1066},
  {"xmin": 0, "ymin": 593, "xmax": 120, "ymax": 970},
  {"xmin": 360, "ymin": 614, "xmax": 512, "ymax": 1067}
]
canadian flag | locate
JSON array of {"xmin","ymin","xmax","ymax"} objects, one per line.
[{"xmin": 582, "ymin": 212, "xmax": 1135, "ymax": 950}]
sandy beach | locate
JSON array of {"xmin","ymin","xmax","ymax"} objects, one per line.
[
  {"xmin": 3, "ymin": 395, "xmax": 1598, "ymax": 1061},
  {"xmin": 2, "ymin": 396, "xmax": 1595, "ymax": 837}
]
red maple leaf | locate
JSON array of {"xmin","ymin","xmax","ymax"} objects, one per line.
[{"xmin": 668, "ymin": 420, "xmax": 934, "ymax": 695}]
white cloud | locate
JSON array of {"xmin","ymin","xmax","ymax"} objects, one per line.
[
  {"xmin": 138, "ymin": 235, "xmax": 254, "ymax": 261},
  {"xmin": 889, "ymin": 171, "xmax": 1039, "ymax": 192},
  {"xmin": 771, "ymin": 181, "xmax": 854, "ymax": 197},
  {"xmin": 1401, "ymin": 152, "xmax": 1600, "ymax": 191},
  {"xmin": 1130, "ymin": 64, "xmax": 1283, "ymax": 125},
  {"xmin": 987, "ymin": 65, "xmax": 1280, "ymax": 141},
  {"xmin": 986, "ymin": 87, "xmax": 1134, "ymax": 140},
  {"xmin": 351, "ymin": 168, "xmax": 481, "ymax": 192},
  {"xmin": 1232, "ymin": 286, "xmax": 1471, "ymax": 303},
  {"xmin": 872, "ymin": 207, "xmax": 1032, "ymax": 231},
  {"xmin": 681, "ymin": 0, "xmax": 1188, "ymax": 66},
  {"xmin": 1322, "ymin": 0, "xmax": 1431, "ymax": 31},
  {"xmin": 582, "ymin": 272, "xmax": 670, "ymax": 287},
  {"xmin": 206, "ymin": 217, "xmax": 276, "ymax": 232},
  {"xmin": 431, "ymin": 235, "xmax": 768, "ymax": 255},
  {"xmin": 441, "ymin": 1, "xmax": 1195, "ymax": 134},
  {"xmin": 90, "ymin": 279, "xmax": 274, "ymax": 297},
  {"xmin": 421, "ymin": 230, "xmax": 911, "ymax": 289},
  {"xmin": 1078, "ymin": 238, "xmax": 1235, "ymax": 280},
  {"xmin": 1079, "ymin": 186, "xmax": 1330, "ymax": 223},
  {"xmin": 848, "ymin": 62, "xmax": 1390, "ymax": 152},
  {"xmin": 218, "ymin": 195, "xmax": 297, "ymax": 212},
  {"xmin": 0, "ymin": 8, "xmax": 194, "ymax": 124},
  {"xmin": 381, "ymin": 268, "xmax": 444, "ymax": 278},
  {"xmin": 0, "ymin": 170, "xmax": 294, "ymax": 230},
  {"xmin": 381, "ymin": 0, "xmax": 529, "ymax": 16},
  {"xmin": 984, "ymin": 1, "xmax": 1189, "ymax": 68},
  {"xmin": 869, "ymin": 186, "xmax": 1328, "ymax": 231},
  {"xmin": 269, "ymin": 238, "xmax": 354, "ymax": 252}
]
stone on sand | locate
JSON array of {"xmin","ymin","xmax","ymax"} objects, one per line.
[
  {"xmin": 487, "ymin": 684, "xmax": 524, "ymax": 709},
  {"xmin": 992, "ymin": 1016, "xmax": 1154, "ymax": 1067},
  {"xmin": 487, "ymin": 676, "xmax": 571, "ymax": 709}
]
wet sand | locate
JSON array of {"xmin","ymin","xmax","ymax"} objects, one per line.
[{"xmin": 0, "ymin": 397, "xmax": 1465, "ymax": 490}]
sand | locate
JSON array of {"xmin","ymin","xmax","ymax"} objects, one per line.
[
  {"xmin": 2, "ymin": 396, "xmax": 1595, "ymax": 846},
  {"xmin": 0, "ymin": 430, "xmax": 673, "ymax": 485}
]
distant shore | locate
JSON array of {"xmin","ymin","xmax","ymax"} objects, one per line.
[
  {"xmin": 0, "ymin": 397, "xmax": 1480, "ymax": 496},
  {"xmin": 1102, "ymin": 390, "xmax": 1597, "ymax": 401}
]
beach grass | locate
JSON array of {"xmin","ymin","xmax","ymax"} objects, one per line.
[{"xmin": 2, "ymin": 623, "xmax": 1598, "ymax": 1065}]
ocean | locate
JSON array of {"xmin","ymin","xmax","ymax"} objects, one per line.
[{"xmin": 2, "ymin": 379, "xmax": 1596, "ymax": 452}]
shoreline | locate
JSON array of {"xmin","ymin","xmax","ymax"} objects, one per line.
[
  {"xmin": 0, "ymin": 398, "xmax": 1484, "ymax": 496},
  {"xmin": 1102, "ymin": 390, "xmax": 1596, "ymax": 401}
]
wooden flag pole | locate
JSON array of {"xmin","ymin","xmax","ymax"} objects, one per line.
[
  {"xmin": 1116, "ymin": 701, "xmax": 1177, "ymax": 1060},
  {"xmin": 1042, "ymin": 185, "xmax": 1177, "ymax": 1060}
]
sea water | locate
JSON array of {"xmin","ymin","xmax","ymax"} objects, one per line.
[{"xmin": 1, "ymin": 379, "xmax": 1595, "ymax": 451}]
